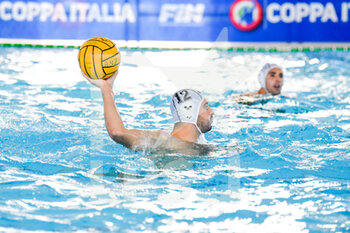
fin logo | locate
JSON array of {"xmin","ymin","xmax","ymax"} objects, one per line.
[{"xmin": 229, "ymin": 0, "xmax": 263, "ymax": 31}]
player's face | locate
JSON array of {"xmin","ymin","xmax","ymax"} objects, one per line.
[
  {"xmin": 197, "ymin": 99, "xmax": 214, "ymax": 133},
  {"xmin": 265, "ymin": 68, "xmax": 283, "ymax": 95}
]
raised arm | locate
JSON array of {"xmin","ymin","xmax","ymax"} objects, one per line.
[
  {"xmin": 83, "ymin": 72, "xmax": 143, "ymax": 149},
  {"xmin": 82, "ymin": 73, "xmax": 212, "ymax": 154}
]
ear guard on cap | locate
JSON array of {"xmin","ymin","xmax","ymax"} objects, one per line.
[{"xmin": 170, "ymin": 89, "xmax": 204, "ymax": 133}]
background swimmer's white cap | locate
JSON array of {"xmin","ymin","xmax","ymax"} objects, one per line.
[
  {"xmin": 258, "ymin": 63, "xmax": 283, "ymax": 90},
  {"xmin": 170, "ymin": 89, "xmax": 204, "ymax": 131}
]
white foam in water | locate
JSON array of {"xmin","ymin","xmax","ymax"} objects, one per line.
[
  {"xmin": 145, "ymin": 50, "xmax": 209, "ymax": 67},
  {"xmin": 11, "ymin": 49, "xmax": 82, "ymax": 86}
]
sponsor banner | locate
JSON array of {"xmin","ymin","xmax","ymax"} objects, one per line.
[{"xmin": 0, "ymin": 0, "xmax": 349, "ymax": 42}]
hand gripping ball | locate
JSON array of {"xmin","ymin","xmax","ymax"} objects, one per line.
[{"xmin": 78, "ymin": 37, "xmax": 121, "ymax": 79}]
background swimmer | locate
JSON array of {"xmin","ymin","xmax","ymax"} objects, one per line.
[
  {"xmin": 256, "ymin": 63, "xmax": 284, "ymax": 96},
  {"xmin": 236, "ymin": 63, "xmax": 284, "ymax": 104},
  {"xmin": 83, "ymin": 72, "xmax": 215, "ymax": 155}
]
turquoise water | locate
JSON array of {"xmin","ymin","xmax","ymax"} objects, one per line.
[{"xmin": 0, "ymin": 47, "xmax": 349, "ymax": 232}]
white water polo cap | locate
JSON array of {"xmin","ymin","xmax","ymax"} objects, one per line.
[
  {"xmin": 258, "ymin": 63, "xmax": 283, "ymax": 89},
  {"xmin": 170, "ymin": 89, "xmax": 204, "ymax": 132}
]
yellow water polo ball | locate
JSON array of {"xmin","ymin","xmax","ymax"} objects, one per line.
[{"xmin": 78, "ymin": 37, "xmax": 121, "ymax": 80}]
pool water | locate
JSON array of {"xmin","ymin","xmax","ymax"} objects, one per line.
[{"xmin": 0, "ymin": 47, "xmax": 349, "ymax": 232}]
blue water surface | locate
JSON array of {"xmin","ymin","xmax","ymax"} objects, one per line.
[{"xmin": 0, "ymin": 47, "xmax": 349, "ymax": 232}]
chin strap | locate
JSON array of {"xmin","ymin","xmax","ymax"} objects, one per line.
[
  {"xmin": 195, "ymin": 123, "xmax": 207, "ymax": 144},
  {"xmin": 197, "ymin": 133, "xmax": 207, "ymax": 144},
  {"xmin": 195, "ymin": 124, "xmax": 202, "ymax": 134}
]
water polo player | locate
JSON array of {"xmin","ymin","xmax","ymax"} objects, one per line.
[
  {"xmin": 83, "ymin": 72, "xmax": 215, "ymax": 154},
  {"xmin": 256, "ymin": 63, "xmax": 284, "ymax": 96},
  {"xmin": 235, "ymin": 63, "xmax": 284, "ymax": 104}
]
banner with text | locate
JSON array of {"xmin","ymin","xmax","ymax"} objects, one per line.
[{"xmin": 0, "ymin": 0, "xmax": 349, "ymax": 42}]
